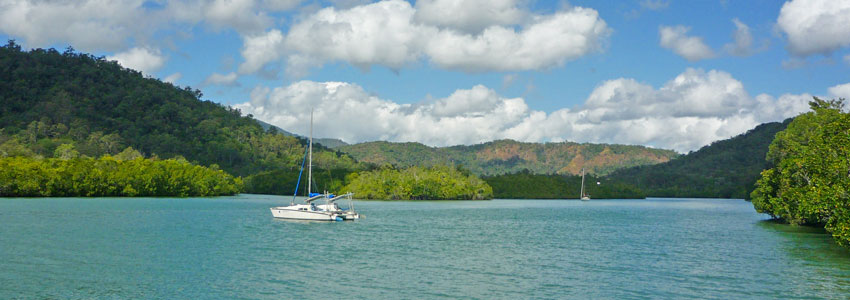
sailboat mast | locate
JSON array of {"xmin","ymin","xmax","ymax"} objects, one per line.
[
  {"xmin": 308, "ymin": 109, "xmax": 313, "ymax": 196},
  {"xmin": 580, "ymin": 168, "xmax": 585, "ymax": 198}
]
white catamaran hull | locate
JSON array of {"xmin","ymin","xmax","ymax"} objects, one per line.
[{"xmin": 270, "ymin": 207, "xmax": 340, "ymax": 221}]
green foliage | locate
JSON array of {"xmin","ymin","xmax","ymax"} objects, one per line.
[
  {"xmin": 0, "ymin": 41, "xmax": 362, "ymax": 177},
  {"xmin": 53, "ymin": 143, "xmax": 79, "ymax": 160},
  {"xmin": 243, "ymin": 168, "xmax": 352, "ymax": 196},
  {"xmin": 0, "ymin": 156, "xmax": 242, "ymax": 197},
  {"xmin": 751, "ymin": 97, "xmax": 850, "ymax": 247},
  {"xmin": 114, "ymin": 146, "xmax": 143, "ymax": 161},
  {"xmin": 341, "ymin": 165, "xmax": 493, "ymax": 200},
  {"xmin": 607, "ymin": 120, "xmax": 790, "ymax": 199},
  {"xmin": 336, "ymin": 140, "xmax": 679, "ymax": 177},
  {"xmin": 484, "ymin": 171, "xmax": 646, "ymax": 199}
]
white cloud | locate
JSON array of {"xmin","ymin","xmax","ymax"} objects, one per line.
[
  {"xmin": 659, "ymin": 25, "xmax": 715, "ymax": 61},
  {"xmin": 425, "ymin": 7, "xmax": 610, "ymax": 72},
  {"xmin": 235, "ymin": 68, "xmax": 814, "ymax": 153},
  {"xmin": 829, "ymin": 82, "xmax": 850, "ymax": 99},
  {"xmin": 283, "ymin": 0, "xmax": 429, "ymax": 72},
  {"xmin": 238, "ymin": 29, "xmax": 285, "ymax": 74},
  {"xmin": 777, "ymin": 0, "xmax": 850, "ymax": 56},
  {"xmin": 107, "ymin": 47, "xmax": 166, "ymax": 75},
  {"xmin": 413, "ymin": 0, "xmax": 526, "ymax": 34},
  {"xmin": 164, "ymin": 72, "xmax": 183, "ymax": 84},
  {"xmin": 0, "ymin": 0, "xmax": 147, "ymax": 51},
  {"xmin": 165, "ymin": 0, "xmax": 302, "ymax": 33},
  {"xmin": 202, "ymin": 0, "xmax": 273, "ymax": 33},
  {"xmin": 262, "ymin": 0, "xmax": 302, "ymax": 11},
  {"xmin": 271, "ymin": 0, "xmax": 609, "ymax": 75},
  {"xmin": 162, "ymin": 72, "xmax": 183, "ymax": 85},
  {"xmin": 724, "ymin": 19, "xmax": 755, "ymax": 56},
  {"xmin": 0, "ymin": 0, "xmax": 302, "ymax": 53},
  {"xmin": 204, "ymin": 72, "xmax": 239, "ymax": 86},
  {"xmin": 640, "ymin": 0, "xmax": 669, "ymax": 11}
]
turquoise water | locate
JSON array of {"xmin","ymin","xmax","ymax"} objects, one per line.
[{"xmin": 2, "ymin": 196, "xmax": 849, "ymax": 299}]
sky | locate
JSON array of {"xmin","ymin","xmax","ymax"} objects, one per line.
[{"xmin": 1, "ymin": 0, "xmax": 849, "ymax": 152}]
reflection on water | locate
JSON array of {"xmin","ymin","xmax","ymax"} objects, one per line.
[
  {"xmin": 1, "ymin": 196, "xmax": 849, "ymax": 299},
  {"xmin": 756, "ymin": 220, "xmax": 850, "ymax": 294}
]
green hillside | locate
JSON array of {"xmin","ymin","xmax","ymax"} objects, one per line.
[
  {"xmin": 0, "ymin": 41, "xmax": 360, "ymax": 178},
  {"xmin": 257, "ymin": 119, "xmax": 348, "ymax": 148},
  {"xmin": 606, "ymin": 119, "xmax": 791, "ymax": 199},
  {"xmin": 336, "ymin": 139, "xmax": 679, "ymax": 176}
]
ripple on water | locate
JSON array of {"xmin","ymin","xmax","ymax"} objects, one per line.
[{"xmin": 1, "ymin": 196, "xmax": 850, "ymax": 299}]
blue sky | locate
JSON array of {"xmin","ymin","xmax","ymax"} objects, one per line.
[{"xmin": 2, "ymin": 0, "xmax": 849, "ymax": 152}]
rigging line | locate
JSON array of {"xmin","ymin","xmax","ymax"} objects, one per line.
[{"xmin": 292, "ymin": 145, "xmax": 309, "ymax": 204}]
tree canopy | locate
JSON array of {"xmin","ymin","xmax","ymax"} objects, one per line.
[
  {"xmin": 751, "ymin": 97, "xmax": 850, "ymax": 247},
  {"xmin": 0, "ymin": 154, "xmax": 242, "ymax": 197},
  {"xmin": 342, "ymin": 165, "xmax": 493, "ymax": 200},
  {"xmin": 0, "ymin": 40, "xmax": 360, "ymax": 177}
]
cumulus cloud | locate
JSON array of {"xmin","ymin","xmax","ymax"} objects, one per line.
[
  {"xmin": 283, "ymin": 0, "xmax": 428, "ymax": 73},
  {"xmin": 829, "ymin": 82, "xmax": 850, "ymax": 99},
  {"xmin": 0, "ymin": 0, "xmax": 302, "ymax": 53},
  {"xmin": 204, "ymin": 72, "xmax": 239, "ymax": 86},
  {"xmin": 269, "ymin": 0, "xmax": 609, "ymax": 75},
  {"xmin": 413, "ymin": 0, "xmax": 526, "ymax": 34},
  {"xmin": 724, "ymin": 19, "xmax": 757, "ymax": 56},
  {"xmin": 0, "ymin": 0, "xmax": 147, "ymax": 51},
  {"xmin": 425, "ymin": 7, "xmax": 610, "ymax": 72},
  {"xmin": 235, "ymin": 68, "xmax": 816, "ymax": 152},
  {"xmin": 238, "ymin": 29, "xmax": 285, "ymax": 74},
  {"xmin": 164, "ymin": 72, "xmax": 183, "ymax": 84},
  {"xmin": 659, "ymin": 25, "xmax": 715, "ymax": 61},
  {"xmin": 107, "ymin": 47, "xmax": 167, "ymax": 75},
  {"xmin": 777, "ymin": 0, "xmax": 850, "ymax": 56},
  {"xmin": 165, "ymin": 0, "xmax": 302, "ymax": 34}
]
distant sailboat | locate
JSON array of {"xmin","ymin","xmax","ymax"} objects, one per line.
[{"xmin": 580, "ymin": 168, "xmax": 590, "ymax": 201}]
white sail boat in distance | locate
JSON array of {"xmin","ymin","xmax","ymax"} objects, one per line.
[
  {"xmin": 580, "ymin": 168, "xmax": 590, "ymax": 201},
  {"xmin": 270, "ymin": 110, "xmax": 343, "ymax": 221}
]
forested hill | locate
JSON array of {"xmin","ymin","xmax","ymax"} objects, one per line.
[
  {"xmin": 0, "ymin": 41, "xmax": 359, "ymax": 176},
  {"xmin": 607, "ymin": 119, "xmax": 792, "ymax": 199},
  {"xmin": 256, "ymin": 120, "xmax": 348, "ymax": 149},
  {"xmin": 336, "ymin": 140, "xmax": 679, "ymax": 176}
]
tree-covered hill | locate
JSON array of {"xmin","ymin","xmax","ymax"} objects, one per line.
[
  {"xmin": 606, "ymin": 119, "xmax": 791, "ymax": 199},
  {"xmin": 0, "ymin": 41, "xmax": 360, "ymax": 177},
  {"xmin": 256, "ymin": 119, "xmax": 348, "ymax": 148},
  {"xmin": 336, "ymin": 139, "xmax": 679, "ymax": 176}
]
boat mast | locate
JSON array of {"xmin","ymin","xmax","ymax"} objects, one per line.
[
  {"xmin": 580, "ymin": 168, "xmax": 585, "ymax": 198},
  {"xmin": 308, "ymin": 109, "xmax": 313, "ymax": 196}
]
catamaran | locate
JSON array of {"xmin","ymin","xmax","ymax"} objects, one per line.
[
  {"xmin": 316, "ymin": 192, "xmax": 361, "ymax": 220},
  {"xmin": 580, "ymin": 168, "xmax": 590, "ymax": 201},
  {"xmin": 270, "ymin": 110, "xmax": 360, "ymax": 221}
]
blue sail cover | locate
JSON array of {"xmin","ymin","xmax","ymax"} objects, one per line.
[{"xmin": 308, "ymin": 193, "xmax": 335, "ymax": 198}]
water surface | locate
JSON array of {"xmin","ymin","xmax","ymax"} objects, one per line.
[{"xmin": 1, "ymin": 196, "xmax": 849, "ymax": 299}]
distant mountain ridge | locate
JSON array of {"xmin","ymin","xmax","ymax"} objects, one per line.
[{"xmin": 336, "ymin": 139, "xmax": 679, "ymax": 176}]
